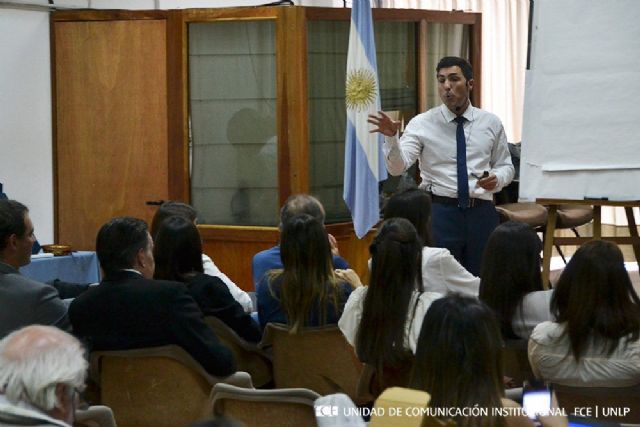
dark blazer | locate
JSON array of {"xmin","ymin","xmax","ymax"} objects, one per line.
[
  {"xmin": 69, "ymin": 270, "xmax": 235, "ymax": 377},
  {"xmin": 186, "ymin": 273, "xmax": 261, "ymax": 343}
]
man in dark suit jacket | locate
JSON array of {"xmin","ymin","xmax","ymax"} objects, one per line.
[
  {"xmin": 0, "ymin": 200, "xmax": 70, "ymax": 338},
  {"xmin": 69, "ymin": 216, "xmax": 235, "ymax": 377}
]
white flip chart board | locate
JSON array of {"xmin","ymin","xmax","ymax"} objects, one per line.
[{"xmin": 519, "ymin": 0, "xmax": 640, "ymax": 202}]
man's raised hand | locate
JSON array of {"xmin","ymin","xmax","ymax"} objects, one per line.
[{"xmin": 368, "ymin": 111, "xmax": 400, "ymax": 137}]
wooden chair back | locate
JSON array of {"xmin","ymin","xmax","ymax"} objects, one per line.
[
  {"xmin": 211, "ymin": 382, "xmax": 320, "ymax": 427},
  {"xmin": 204, "ymin": 316, "xmax": 272, "ymax": 387},
  {"xmin": 90, "ymin": 345, "xmax": 251, "ymax": 427},
  {"xmin": 74, "ymin": 405, "xmax": 117, "ymax": 427},
  {"xmin": 260, "ymin": 323, "xmax": 366, "ymax": 404},
  {"xmin": 370, "ymin": 387, "xmax": 456, "ymax": 427}
]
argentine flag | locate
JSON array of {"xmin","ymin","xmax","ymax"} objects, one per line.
[{"xmin": 343, "ymin": 0, "xmax": 387, "ymax": 239}]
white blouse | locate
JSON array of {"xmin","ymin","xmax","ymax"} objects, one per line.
[
  {"xmin": 421, "ymin": 247, "xmax": 480, "ymax": 296},
  {"xmin": 511, "ymin": 290, "xmax": 553, "ymax": 339},
  {"xmin": 338, "ymin": 286, "xmax": 442, "ymax": 354},
  {"xmin": 528, "ymin": 321, "xmax": 640, "ymax": 387}
]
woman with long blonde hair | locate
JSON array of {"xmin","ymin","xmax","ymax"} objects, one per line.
[{"xmin": 257, "ymin": 213, "xmax": 354, "ymax": 331}]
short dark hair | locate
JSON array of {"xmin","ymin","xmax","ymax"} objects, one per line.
[
  {"xmin": 150, "ymin": 201, "xmax": 197, "ymax": 240},
  {"xmin": 279, "ymin": 194, "xmax": 325, "ymax": 228},
  {"xmin": 153, "ymin": 216, "xmax": 204, "ymax": 281},
  {"xmin": 436, "ymin": 56, "xmax": 473, "ymax": 81},
  {"xmin": 96, "ymin": 217, "xmax": 150, "ymax": 275},
  {"xmin": 0, "ymin": 200, "xmax": 28, "ymax": 252}
]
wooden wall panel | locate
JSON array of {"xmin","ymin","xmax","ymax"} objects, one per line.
[
  {"xmin": 199, "ymin": 226, "xmax": 279, "ymax": 291},
  {"xmin": 54, "ymin": 20, "xmax": 169, "ymax": 249},
  {"xmin": 199, "ymin": 223, "xmax": 374, "ymax": 292}
]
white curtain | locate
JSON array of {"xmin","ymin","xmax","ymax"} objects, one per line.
[{"xmin": 380, "ymin": 0, "xmax": 529, "ymax": 144}]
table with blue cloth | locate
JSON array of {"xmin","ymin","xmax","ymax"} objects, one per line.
[{"xmin": 20, "ymin": 251, "xmax": 101, "ymax": 284}]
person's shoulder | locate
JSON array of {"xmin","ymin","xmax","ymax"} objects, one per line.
[
  {"xmin": 422, "ymin": 246, "xmax": 451, "ymax": 264},
  {"xmin": 417, "ymin": 290, "xmax": 443, "ymax": 304},
  {"xmin": 253, "ymin": 246, "xmax": 280, "ymax": 266},
  {"xmin": 3, "ymin": 271, "xmax": 51, "ymax": 291},
  {"xmin": 254, "ymin": 245, "xmax": 278, "ymax": 259},
  {"xmin": 530, "ymin": 321, "xmax": 564, "ymax": 344},
  {"xmin": 472, "ymin": 106, "xmax": 504, "ymax": 125},
  {"xmin": 332, "ymin": 255, "xmax": 349, "ymax": 269}
]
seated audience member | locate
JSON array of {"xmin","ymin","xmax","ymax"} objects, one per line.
[
  {"xmin": 383, "ymin": 189, "xmax": 480, "ymax": 296},
  {"xmin": 338, "ymin": 218, "xmax": 442, "ymax": 393},
  {"xmin": 151, "ymin": 201, "xmax": 253, "ymax": 313},
  {"xmin": 0, "ymin": 200, "xmax": 70, "ymax": 337},
  {"xmin": 252, "ymin": 194, "xmax": 348, "ymax": 290},
  {"xmin": 411, "ymin": 295, "xmax": 535, "ymax": 427},
  {"xmin": 0, "ymin": 325, "xmax": 87, "ymax": 426},
  {"xmin": 154, "ymin": 216, "xmax": 261, "ymax": 343},
  {"xmin": 257, "ymin": 214, "xmax": 355, "ymax": 331},
  {"xmin": 69, "ymin": 217, "xmax": 235, "ymax": 377},
  {"xmin": 529, "ymin": 240, "xmax": 640, "ymax": 387},
  {"xmin": 480, "ymin": 221, "xmax": 552, "ymax": 339}
]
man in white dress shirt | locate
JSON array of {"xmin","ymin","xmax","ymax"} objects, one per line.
[{"xmin": 369, "ymin": 56, "xmax": 514, "ymax": 275}]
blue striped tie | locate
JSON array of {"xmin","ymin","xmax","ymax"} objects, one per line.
[{"xmin": 454, "ymin": 116, "xmax": 469, "ymax": 209}]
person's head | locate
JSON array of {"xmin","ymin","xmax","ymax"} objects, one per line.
[
  {"xmin": 552, "ymin": 240, "xmax": 640, "ymax": 361},
  {"xmin": 0, "ymin": 325, "xmax": 88, "ymax": 426},
  {"xmin": 479, "ymin": 221, "xmax": 543, "ymax": 338},
  {"xmin": 357, "ymin": 218, "xmax": 424, "ymax": 374},
  {"xmin": 153, "ymin": 216, "xmax": 204, "ymax": 282},
  {"xmin": 383, "ymin": 188, "xmax": 433, "ymax": 246},
  {"xmin": 279, "ymin": 194, "xmax": 325, "ymax": 231},
  {"xmin": 0, "ymin": 199, "xmax": 35, "ymax": 268},
  {"xmin": 150, "ymin": 201, "xmax": 197, "ymax": 240},
  {"xmin": 411, "ymin": 295, "xmax": 505, "ymax": 427},
  {"xmin": 274, "ymin": 213, "xmax": 338, "ymax": 332},
  {"xmin": 436, "ymin": 56, "xmax": 474, "ymax": 115},
  {"xmin": 96, "ymin": 217, "xmax": 154, "ymax": 278}
]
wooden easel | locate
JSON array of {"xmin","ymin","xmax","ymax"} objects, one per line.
[{"xmin": 537, "ymin": 199, "xmax": 640, "ymax": 289}]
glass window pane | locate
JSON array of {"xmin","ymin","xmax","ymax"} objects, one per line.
[
  {"xmin": 307, "ymin": 21, "xmax": 417, "ymax": 223},
  {"xmin": 189, "ymin": 21, "xmax": 278, "ymax": 226}
]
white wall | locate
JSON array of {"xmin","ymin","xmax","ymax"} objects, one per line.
[{"xmin": 0, "ymin": 8, "xmax": 54, "ymax": 244}]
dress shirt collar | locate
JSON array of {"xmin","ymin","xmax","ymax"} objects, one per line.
[{"xmin": 440, "ymin": 103, "xmax": 475, "ymax": 123}]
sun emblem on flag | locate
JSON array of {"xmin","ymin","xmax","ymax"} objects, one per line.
[{"xmin": 346, "ymin": 68, "xmax": 377, "ymax": 112}]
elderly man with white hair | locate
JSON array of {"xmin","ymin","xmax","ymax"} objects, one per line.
[{"xmin": 0, "ymin": 325, "xmax": 87, "ymax": 426}]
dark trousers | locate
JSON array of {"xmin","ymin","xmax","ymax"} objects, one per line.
[{"xmin": 431, "ymin": 200, "xmax": 498, "ymax": 277}]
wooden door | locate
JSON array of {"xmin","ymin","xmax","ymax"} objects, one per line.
[{"xmin": 54, "ymin": 19, "xmax": 169, "ymax": 250}]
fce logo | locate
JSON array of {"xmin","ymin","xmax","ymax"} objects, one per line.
[{"xmin": 315, "ymin": 405, "xmax": 338, "ymax": 417}]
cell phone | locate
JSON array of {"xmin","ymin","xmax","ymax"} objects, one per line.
[{"xmin": 522, "ymin": 380, "xmax": 551, "ymax": 420}]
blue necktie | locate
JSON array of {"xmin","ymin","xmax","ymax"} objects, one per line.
[{"xmin": 454, "ymin": 116, "xmax": 469, "ymax": 209}]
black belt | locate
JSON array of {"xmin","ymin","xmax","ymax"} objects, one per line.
[{"xmin": 430, "ymin": 194, "xmax": 492, "ymax": 208}]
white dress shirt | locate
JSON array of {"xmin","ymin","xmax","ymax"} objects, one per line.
[
  {"xmin": 202, "ymin": 254, "xmax": 253, "ymax": 313},
  {"xmin": 338, "ymin": 286, "xmax": 442, "ymax": 354},
  {"xmin": 383, "ymin": 104, "xmax": 514, "ymax": 200}
]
